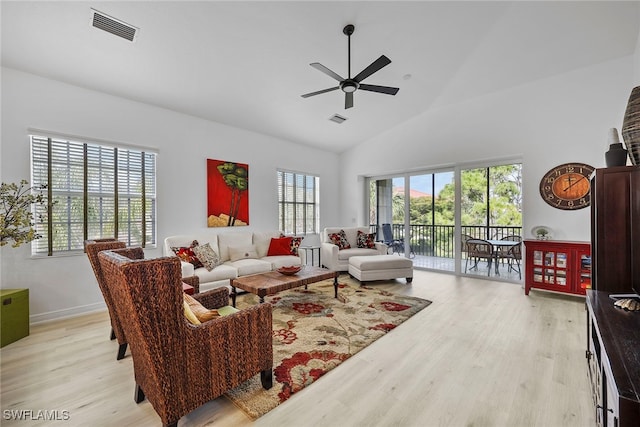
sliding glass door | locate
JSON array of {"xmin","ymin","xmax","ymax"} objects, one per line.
[
  {"xmin": 370, "ymin": 170, "xmax": 455, "ymax": 272},
  {"xmin": 369, "ymin": 161, "xmax": 522, "ymax": 280},
  {"xmin": 372, "ymin": 176, "xmax": 406, "ymax": 247},
  {"xmin": 408, "ymin": 172, "xmax": 455, "ymax": 271},
  {"xmin": 460, "ymin": 164, "xmax": 522, "ymax": 279}
]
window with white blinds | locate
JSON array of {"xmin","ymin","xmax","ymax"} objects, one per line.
[
  {"xmin": 277, "ymin": 170, "xmax": 319, "ymax": 235},
  {"xmin": 30, "ymin": 135, "xmax": 156, "ymax": 255}
]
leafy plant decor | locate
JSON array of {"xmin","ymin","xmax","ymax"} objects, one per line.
[{"xmin": 0, "ymin": 180, "xmax": 48, "ymax": 248}]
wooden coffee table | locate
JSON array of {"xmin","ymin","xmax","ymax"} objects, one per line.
[{"xmin": 230, "ymin": 266, "xmax": 339, "ymax": 307}]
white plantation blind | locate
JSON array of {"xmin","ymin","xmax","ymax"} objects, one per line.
[
  {"xmin": 277, "ymin": 170, "xmax": 319, "ymax": 235},
  {"xmin": 30, "ymin": 135, "xmax": 157, "ymax": 255}
]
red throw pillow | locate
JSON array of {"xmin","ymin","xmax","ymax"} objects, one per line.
[
  {"xmin": 268, "ymin": 237, "xmax": 293, "ymax": 256},
  {"xmin": 279, "ymin": 233, "xmax": 304, "ymax": 255}
]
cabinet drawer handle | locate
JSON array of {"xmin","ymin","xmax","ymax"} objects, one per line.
[{"xmin": 596, "ymin": 405, "xmax": 614, "ymax": 413}]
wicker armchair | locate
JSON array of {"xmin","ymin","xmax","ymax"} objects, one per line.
[
  {"xmin": 85, "ymin": 240, "xmax": 199, "ymax": 360},
  {"xmin": 85, "ymin": 239, "xmax": 128, "ymax": 359},
  {"xmin": 97, "ymin": 249, "xmax": 273, "ymax": 427}
]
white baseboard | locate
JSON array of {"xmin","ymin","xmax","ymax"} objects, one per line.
[{"xmin": 30, "ymin": 301, "xmax": 107, "ymax": 325}]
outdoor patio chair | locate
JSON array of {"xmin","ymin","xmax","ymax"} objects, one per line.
[
  {"xmin": 496, "ymin": 236, "xmax": 522, "ymax": 279},
  {"xmin": 381, "ymin": 223, "xmax": 415, "ymax": 257},
  {"xmin": 464, "ymin": 238, "xmax": 493, "ymax": 276},
  {"xmin": 461, "ymin": 234, "xmax": 473, "ymax": 259}
]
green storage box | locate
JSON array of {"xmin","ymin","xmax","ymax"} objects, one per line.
[{"xmin": 1, "ymin": 288, "xmax": 29, "ymax": 347}]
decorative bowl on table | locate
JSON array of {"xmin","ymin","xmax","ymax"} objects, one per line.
[{"xmin": 277, "ymin": 265, "xmax": 302, "ymax": 276}]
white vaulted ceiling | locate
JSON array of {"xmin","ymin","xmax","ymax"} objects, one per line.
[{"xmin": 2, "ymin": 1, "xmax": 639, "ymax": 153}]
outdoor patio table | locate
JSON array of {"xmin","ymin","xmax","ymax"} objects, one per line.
[
  {"xmin": 468, "ymin": 239, "xmax": 520, "ymax": 276},
  {"xmin": 487, "ymin": 239, "xmax": 520, "ymax": 275}
]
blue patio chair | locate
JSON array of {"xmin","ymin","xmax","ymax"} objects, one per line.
[{"xmin": 381, "ymin": 224, "xmax": 415, "ymax": 258}]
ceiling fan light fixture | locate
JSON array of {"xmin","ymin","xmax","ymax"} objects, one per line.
[{"xmin": 341, "ymin": 81, "xmax": 358, "ymax": 93}]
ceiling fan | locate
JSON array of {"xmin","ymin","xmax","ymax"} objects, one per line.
[{"xmin": 301, "ymin": 24, "xmax": 399, "ymax": 110}]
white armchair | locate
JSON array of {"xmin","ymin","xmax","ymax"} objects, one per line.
[{"xmin": 320, "ymin": 227, "xmax": 387, "ymax": 271}]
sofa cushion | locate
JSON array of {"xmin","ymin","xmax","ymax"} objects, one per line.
[
  {"xmin": 194, "ymin": 264, "xmax": 237, "ymax": 283},
  {"xmin": 337, "ymin": 247, "xmax": 380, "ymax": 260},
  {"xmin": 267, "ymin": 237, "xmax": 293, "ymax": 256},
  {"xmin": 192, "ymin": 242, "xmax": 221, "ymax": 271},
  {"xmin": 262, "ymin": 255, "xmax": 302, "ymax": 270},
  {"xmin": 226, "ymin": 259, "xmax": 272, "ymax": 276},
  {"xmin": 218, "ymin": 232, "xmax": 253, "ymax": 261},
  {"xmin": 356, "ymin": 230, "xmax": 376, "ymax": 249},
  {"xmin": 217, "ymin": 305, "xmax": 241, "ymax": 316},
  {"xmin": 349, "ymin": 254, "xmax": 413, "ymax": 270},
  {"xmin": 253, "ymin": 231, "xmax": 281, "ymax": 257},
  {"xmin": 328, "ymin": 230, "xmax": 351, "ymax": 249},
  {"xmin": 228, "ymin": 244, "xmax": 259, "ymax": 261}
]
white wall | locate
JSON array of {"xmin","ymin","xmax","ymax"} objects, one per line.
[
  {"xmin": 0, "ymin": 67, "xmax": 341, "ymax": 322},
  {"xmin": 340, "ymin": 56, "xmax": 635, "ymax": 242},
  {"xmin": 2, "ymin": 54, "xmax": 636, "ymax": 322}
]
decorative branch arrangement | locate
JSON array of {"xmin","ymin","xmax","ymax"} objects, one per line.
[{"xmin": 0, "ymin": 180, "xmax": 48, "ymax": 248}]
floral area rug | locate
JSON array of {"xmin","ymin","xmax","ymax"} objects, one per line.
[{"xmin": 224, "ymin": 275, "xmax": 432, "ymax": 419}]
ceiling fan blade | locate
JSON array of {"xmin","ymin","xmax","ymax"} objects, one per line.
[
  {"xmin": 301, "ymin": 87, "xmax": 340, "ymax": 98},
  {"xmin": 310, "ymin": 63, "xmax": 345, "ymax": 82},
  {"xmin": 345, "ymin": 92, "xmax": 354, "ymax": 109},
  {"xmin": 358, "ymin": 84, "xmax": 399, "ymax": 96},
  {"xmin": 353, "ymin": 55, "xmax": 392, "ymax": 83}
]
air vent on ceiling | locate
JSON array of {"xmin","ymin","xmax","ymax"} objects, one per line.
[
  {"xmin": 90, "ymin": 9, "xmax": 138, "ymax": 42},
  {"xmin": 329, "ymin": 114, "xmax": 348, "ymax": 124}
]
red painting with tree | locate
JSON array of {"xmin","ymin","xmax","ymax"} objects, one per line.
[{"xmin": 207, "ymin": 159, "xmax": 249, "ymax": 227}]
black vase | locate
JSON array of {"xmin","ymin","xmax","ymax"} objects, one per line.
[{"xmin": 605, "ymin": 143, "xmax": 629, "ymax": 167}]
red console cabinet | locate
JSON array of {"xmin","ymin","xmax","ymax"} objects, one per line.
[{"xmin": 524, "ymin": 240, "xmax": 591, "ymax": 296}]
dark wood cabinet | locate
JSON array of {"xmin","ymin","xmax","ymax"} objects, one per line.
[
  {"xmin": 586, "ymin": 291, "xmax": 640, "ymax": 427},
  {"xmin": 587, "ymin": 166, "xmax": 640, "ymax": 426},
  {"xmin": 524, "ymin": 240, "xmax": 591, "ymax": 295},
  {"xmin": 590, "ymin": 166, "xmax": 640, "ymax": 293}
]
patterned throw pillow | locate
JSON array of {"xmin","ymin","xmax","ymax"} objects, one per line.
[
  {"xmin": 192, "ymin": 242, "xmax": 221, "ymax": 271},
  {"xmin": 328, "ymin": 230, "xmax": 351, "ymax": 250},
  {"xmin": 279, "ymin": 234, "xmax": 304, "ymax": 256},
  {"xmin": 171, "ymin": 240, "xmax": 204, "ymax": 268},
  {"xmin": 356, "ymin": 230, "xmax": 376, "ymax": 249},
  {"xmin": 290, "ymin": 236, "xmax": 303, "ymax": 255}
]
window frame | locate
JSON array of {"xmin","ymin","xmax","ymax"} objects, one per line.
[
  {"xmin": 30, "ymin": 133, "xmax": 157, "ymax": 256},
  {"xmin": 277, "ymin": 169, "xmax": 319, "ymax": 235}
]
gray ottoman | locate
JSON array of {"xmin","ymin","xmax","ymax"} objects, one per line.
[{"xmin": 348, "ymin": 255, "xmax": 413, "ymax": 283}]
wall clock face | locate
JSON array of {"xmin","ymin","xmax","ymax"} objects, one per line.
[{"xmin": 539, "ymin": 162, "xmax": 595, "ymax": 210}]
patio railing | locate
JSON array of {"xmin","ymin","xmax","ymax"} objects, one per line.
[{"xmin": 371, "ymin": 224, "xmax": 522, "ymax": 258}]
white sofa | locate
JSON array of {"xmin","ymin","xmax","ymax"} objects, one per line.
[
  {"xmin": 320, "ymin": 227, "xmax": 387, "ymax": 271},
  {"xmin": 164, "ymin": 231, "xmax": 304, "ymax": 292}
]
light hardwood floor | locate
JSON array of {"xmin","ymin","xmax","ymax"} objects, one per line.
[{"xmin": 0, "ymin": 270, "xmax": 595, "ymax": 427}]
